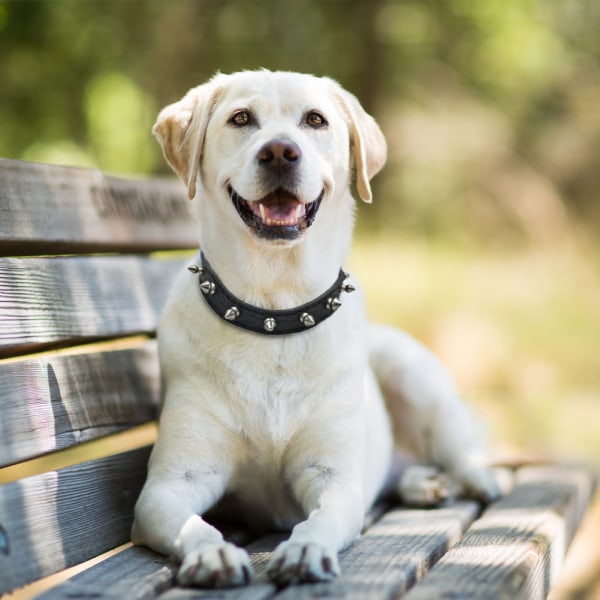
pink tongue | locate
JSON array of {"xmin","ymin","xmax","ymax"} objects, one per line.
[
  {"xmin": 252, "ymin": 200, "xmax": 303, "ymax": 225},
  {"xmin": 266, "ymin": 203, "xmax": 297, "ymax": 220}
]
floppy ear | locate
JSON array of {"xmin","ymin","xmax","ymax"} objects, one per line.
[
  {"xmin": 331, "ymin": 84, "xmax": 387, "ymax": 203},
  {"xmin": 152, "ymin": 76, "xmax": 224, "ymax": 200}
]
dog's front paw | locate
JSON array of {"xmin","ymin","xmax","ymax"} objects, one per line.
[
  {"xmin": 177, "ymin": 542, "xmax": 253, "ymax": 588},
  {"xmin": 266, "ymin": 541, "xmax": 340, "ymax": 586},
  {"xmin": 398, "ymin": 465, "xmax": 454, "ymax": 507}
]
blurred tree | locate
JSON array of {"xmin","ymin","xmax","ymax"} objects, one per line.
[
  {"xmin": 1, "ymin": 0, "xmax": 599, "ymax": 241},
  {"xmin": 1, "ymin": 0, "xmax": 599, "ymax": 464}
]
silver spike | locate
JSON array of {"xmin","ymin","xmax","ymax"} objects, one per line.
[
  {"xmin": 299, "ymin": 312, "xmax": 316, "ymax": 327},
  {"xmin": 263, "ymin": 317, "xmax": 277, "ymax": 332},
  {"xmin": 200, "ymin": 280, "xmax": 216, "ymax": 295},
  {"xmin": 327, "ymin": 297, "xmax": 342, "ymax": 311},
  {"xmin": 224, "ymin": 307, "xmax": 240, "ymax": 321},
  {"xmin": 188, "ymin": 265, "xmax": 203, "ymax": 275},
  {"xmin": 342, "ymin": 283, "xmax": 356, "ymax": 294}
]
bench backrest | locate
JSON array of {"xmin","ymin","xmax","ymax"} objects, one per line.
[{"xmin": 0, "ymin": 158, "xmax": 195, "ymax": 593}]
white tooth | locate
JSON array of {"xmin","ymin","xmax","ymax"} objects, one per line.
[
  {"xmin": 259, "ymin": 204, "xmax": 267, "ymax": 222},
  {"xmin": 294, "ymin": 205, "xmax": 303, "ymax": 220}
]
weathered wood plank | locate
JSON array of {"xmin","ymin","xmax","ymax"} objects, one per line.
[
  {"xmin": 403, "ymin": 466, "xmax": 594, "ymax": 600},
  {"xmin": 159, "ymin": 580, "xmax": 276, "ymax": 600},
  {"xmin": 154, "ymin": 502, "xmax": 480, "ymax": 599},
  {"xmin": 28, "ymin": 507, "xmax": 389, "ymax": 599},
  {"xmin": 29, "ymin": 502, "xmax": 479, "ymax": 600},
  {"xmin": 0, "ymin": 157, "xmax": 196, "ymax": 255},
  {"xmin": 0, "ymin": 342, "xmax": 160, "ymax": 467},
  {"xmin": 31, "ymin": 507, "xmax": 391, "ymax": 599},
  {"xmin": 34, "ymin": 546, "xmax": 177, "ymax": 600},
  {"xmin": 31, "ymin": 536, "xmax": 269, "ymax": 600},
  {"xmin": 274, "ymin": 501, "xmax": 481, "ymax": 600},
  {"xmin": 20, "ymin": 472, "xmax": 596, "ymax": 599},
  {"xmin": 0, "ymin": 446, "xmax": 152, "ymax": 594},
  {"xmin": 0, "ymin": 254, "xmax": 188, "ymax": 357}
]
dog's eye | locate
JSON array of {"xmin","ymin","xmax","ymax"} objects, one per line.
[
  {"xmin": 230, "ymin": 110, "xmax": 252, "ymax": 127},
  {"xmin": 305, "ymin": 111, "xmax": 328, "ymax": 129}
]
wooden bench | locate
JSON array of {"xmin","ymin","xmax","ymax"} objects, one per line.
[{"xmin": 0, "ymin": 157, "xmax": 596, "ymax": 599}]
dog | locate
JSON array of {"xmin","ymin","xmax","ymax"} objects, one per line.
[{"xmin": 131, "ymin": 69, "xmax": 499, "ymax": 588}]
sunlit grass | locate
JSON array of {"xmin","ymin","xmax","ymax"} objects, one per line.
[{"xmin": 350, "ymin": 234, "xmax": 600, "ymax": 463}]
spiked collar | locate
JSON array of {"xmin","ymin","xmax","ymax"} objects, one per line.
[{"xmin": 188, "ymin": 253, "xmax": 355, "ymax": 335}]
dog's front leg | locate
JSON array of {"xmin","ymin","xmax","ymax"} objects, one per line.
[
  {"xmin": 132, "ymin": 396, "xmax": 254, "ymax": 592},
  {"xmin": 266, "ymin": 453, "xmax": 365, "ymax": 585},
  {"xmin": 133, "ymin": 477, "xmax": 253, "ymax": 587}
]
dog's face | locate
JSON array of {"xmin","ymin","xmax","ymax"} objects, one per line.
[
  {"xmin": 153, "ymin": 70, "xmax": 386, "ymax": 245},
  {"xmin": 204, "ymin": 73, "xmax": 346, "ymax": 243}
]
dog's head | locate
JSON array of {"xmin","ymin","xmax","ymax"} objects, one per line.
[{"xmin": 153, "ymin": 70, "xmax": 386, "ymax": 244}]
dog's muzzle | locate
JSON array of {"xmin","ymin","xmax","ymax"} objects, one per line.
[{"xmin": 229, "ymin": 186, "xmax": 323, "ymax": 241}]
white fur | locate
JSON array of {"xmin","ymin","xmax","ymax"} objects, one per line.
[{"xmin": 132, "ymin": 70, "xmax": 499, "ymax": 588}]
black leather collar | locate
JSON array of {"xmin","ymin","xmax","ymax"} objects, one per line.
[{"xmin": 189, "ymin": 253, "xmax": 355, "ymax": 335}]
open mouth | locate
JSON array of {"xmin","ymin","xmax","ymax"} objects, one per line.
[{"xmin": 228, "ymin": 186, "xmax": 323, "ymax": 241}]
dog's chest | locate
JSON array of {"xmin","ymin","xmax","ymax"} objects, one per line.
[
  {"xmin": 229, "ymin": 357, "xmax": 316, "ymax": 448},
  {"xmin": 182, "ymin": 314, "xmax": 365, "ymax": 525},
  {"xmin": 217, "ymin": 330, "xmax": 334, "ymax": 403},
  {"xmin": 225, "ymin": 369, "xmax": 314, "ymax": 531}
]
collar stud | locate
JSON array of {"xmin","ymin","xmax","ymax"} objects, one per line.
[
  {"xmin": 224, "ymin": 307, "xmax": 240, "ymax": 321},
  {"xmin": 327, "ymin": 297, "xmax": 342, "ymax": 311},
  {"xmin": 264, "ymin": 317, "xmax": 277, "ymax": 332},
  {"xmin": 200, "ymin": 280, "xmax": 216, "ymax": 295},
  {"xmin": 299, "ymin": 312, "xmax": 316, "ymax": 327}
]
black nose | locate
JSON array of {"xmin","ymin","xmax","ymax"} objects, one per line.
[{"xmin": 257, "ymin": 138, "xmax": 302, "ymax": 167}]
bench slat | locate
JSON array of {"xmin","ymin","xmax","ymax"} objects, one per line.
[
  {"xmin": 35, "ymin": 546, "xmax": 176, "ymax": 600},
  {"xmin": 0, "ymin": 446, "xmax": 152, "ymax": 594},
  {"xmin": 271, "ymin": 501, "xmax": 481, "ymax": 600},
  {"xmin": 27, "ymin": 502, "xmax": 480, "ymax": 600},
  {"xmin": 403, "ymin": 466, "xmax": 594, "ymax": 600},
  {"xmin": 0, "ymin": 255, "xmax": 187, "ymax": 357},
  {"xmin": 0, "ymin": 158, "xmax": 196, "ymax": 255},
  {"xmin": 17, "ymin": 469, "xmax": 594, "ymax": 599},
  {"xmin": 0, "ymin": 342, "xmax": 160, "ymax": 468}
]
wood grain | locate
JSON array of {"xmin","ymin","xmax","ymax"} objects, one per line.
[
  {"xmin": 23, "ymin": 502, "xmax": 479, "ymax": 600},
  {"xmin": 29, "ymin": 505, "xmax": 390, "ymax": 599},
  {"xmin": 0, "ymin": 255, "xmax": 187, "ymax": 357},
  {"xmin": 272, "ymin": 501, "xmax": 481, "ymax": 600},
  {"xmin": 0, "ymin": 447, "xmax": 152, "ymax": 595},
  {"xmin": 0, "ymin": 342, "xmax": 160, "ymax": 467},
  {"xmin": 403, "ymin": 466, "xmax": 594, "ymax": 600},
  {"xmin": 17, "ymin": 469, "xmax": 594, "ymax": 599},
  {"xmin": 35, "ymin": 546, "xmax": 177, "ymax": 600},
  {"xmin": 0, "ymin": 157, "xmax": 196, "ymax": 255},
  {"xmin": 155, "ymin": 502, "xmax": 481, "ymax": 600}
]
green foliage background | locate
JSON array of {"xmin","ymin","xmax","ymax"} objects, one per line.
[{"xmin": 1, "ymin": 0, "xmax": 599, "ymax": 461}]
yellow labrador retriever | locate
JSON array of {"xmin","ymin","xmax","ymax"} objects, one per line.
[{"xmin": 132, "ymin": 69, "xmax": 499, "ymax": 587}]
